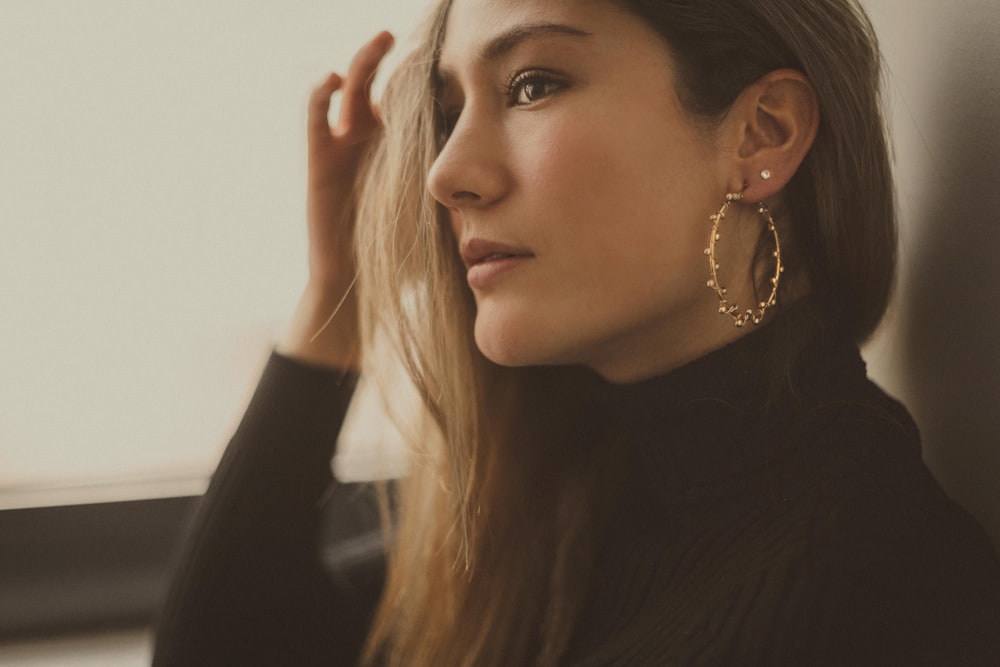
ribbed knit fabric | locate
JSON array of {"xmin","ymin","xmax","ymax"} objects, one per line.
[
  {"xmin": 565, "ymin": 329, "xmax": 1000, "ymax": 665},
  {"xmin": 153, "ymin": 327, "xmax": 1000, "ymax": 666},
  {"xmin": 152, "ymin": 354, "xmax": 372, "ymax": 666}
]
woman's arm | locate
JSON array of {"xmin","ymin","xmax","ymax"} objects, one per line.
[
  {"xmin": 277, "ymin": 30, "xmax": 394, "ymax": 372},
  {"xmin": 152, "ymin": 354, "xmax": 365, "ymax": 666},
  {"xmin": 153, "ymin": 33, "xmax": 394, "ymax": 665}
]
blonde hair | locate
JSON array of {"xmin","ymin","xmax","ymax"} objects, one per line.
[
  {"xmin": 351, "ymin": 0, "xmax": 896, "ymax": 664},
  {"xmin": 352, "ymin": 3, "xmax": 614, "ymax": 663}
]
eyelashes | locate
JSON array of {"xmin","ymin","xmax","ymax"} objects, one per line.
[
  {"xmin": 435, "ymin": 67, "xmax": 569, "ymax": 144},
  {"xmin": 502, "ymin": 68, "xmax": 567, "ymax": 106}
]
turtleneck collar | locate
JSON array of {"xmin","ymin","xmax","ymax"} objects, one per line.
[{"xmin": 592, "ymin": 313, "xmax": 867, "ymax": 506}]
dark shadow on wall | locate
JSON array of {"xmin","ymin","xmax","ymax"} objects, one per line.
[{"xmin": 899, "ymin": 7, "xmax": 1000, "ymax": 549}]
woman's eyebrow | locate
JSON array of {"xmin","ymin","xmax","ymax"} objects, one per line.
[
  {"xmin": 479, "ymin": 22, "xmax": 593, "ymax": 63},
  {"xmin": 435, "ymin": 22, "xmax": 593, "ymax": 93}
]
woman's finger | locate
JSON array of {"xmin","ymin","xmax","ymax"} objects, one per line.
[
  {"xmin": 308, "ymin": 72, "xmax": 343, "ymax": 141},
  {"xmin": 337, "ymin": 31, "xmax": 394, "ymax": 137},
  {"xmin": 308, "ymin": 73, "xmax": 343, "ymax": 139}
]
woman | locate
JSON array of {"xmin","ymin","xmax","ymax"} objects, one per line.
[{"xmin": 154, "ymin": 0, "xmax": 1000, "ymax": 665}]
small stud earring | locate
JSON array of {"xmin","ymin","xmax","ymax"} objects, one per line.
[{"xmin": 760, "ymin": 169, "xmax": 772, "ymax": 181}]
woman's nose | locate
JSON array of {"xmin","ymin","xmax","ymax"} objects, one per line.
[{"xmin": 426, "ymin": 110, "xmax": 509, "ymax": 210}]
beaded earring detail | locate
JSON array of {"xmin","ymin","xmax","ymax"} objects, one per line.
[{"xmin": 705, "ymin": 191, "xmax": 783, "ymax": 327}]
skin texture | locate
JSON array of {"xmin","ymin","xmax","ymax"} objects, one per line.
[
  {"xmin": 282, "ymin": 0, "xmax": 818, "ymax": 382},
  {"xmin": 429, "ymin": 0, "xmax": 818, "ymax": 382}
]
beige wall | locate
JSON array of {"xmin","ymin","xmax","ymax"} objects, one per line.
[
  {"xmin": 0, "ymin": 1, "xmax": 430, "ymax": 504},
  {"xmin": 863, "ymin": 0, "xmax": 1000, "ymax": 546}
]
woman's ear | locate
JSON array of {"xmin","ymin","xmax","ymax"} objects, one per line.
[{"xmin": 724, "ymin": 69, "xmax": 820, "ymax": 201}]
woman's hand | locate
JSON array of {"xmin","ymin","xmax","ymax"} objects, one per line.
[{"xmin": 278, "ymin": 32, "xmax": 394, "ymax": 370}]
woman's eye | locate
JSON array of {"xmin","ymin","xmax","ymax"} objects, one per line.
[{"xmin": 507, "ymin": 71, "xmax": 564, "ymax": 106}]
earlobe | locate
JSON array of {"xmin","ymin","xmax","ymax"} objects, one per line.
[{"xmin": 730, "ymin": 69, "xmax": 820, "ymax": 201}]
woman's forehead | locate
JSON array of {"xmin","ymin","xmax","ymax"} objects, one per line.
[{"xmin": 436, "ymin": 0, "xmax": 631, "ymax": 77}]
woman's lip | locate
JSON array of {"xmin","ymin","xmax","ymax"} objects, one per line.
[
  {"xmin": 460, "ymin": 238, "xmax": 534, "ymax": 269},
  {"xmin": 466, "ymin": 255, "xmax": 533, "ymax": 290}
]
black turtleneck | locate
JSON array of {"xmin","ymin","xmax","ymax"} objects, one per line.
[
  {"xmin": 153, "ymin": 323, "xmax": 1000, "ymax": 666},
  {"xmin": 568, "ymin": 324, "xmax": 1000, "ymax": 665}
]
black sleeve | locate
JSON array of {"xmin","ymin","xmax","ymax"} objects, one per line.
[{"xmin": 152, "ymin": 352, "xmax": 375, "ymax": 667}]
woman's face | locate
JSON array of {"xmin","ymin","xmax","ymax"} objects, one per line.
[{"xmin": 429, "ymin": 0, "xmax": 742, "ymax": 382}]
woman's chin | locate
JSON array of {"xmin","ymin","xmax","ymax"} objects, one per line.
[
  {"xmin": 475, "ymin": 334, "xmax": 532, "ymax": 368},
  {"xmin": 474, "ymin": 320, "xmax": 549, "ymax": 369},
  {"xmin": 474, "ymin": 321, "xmax": 587, "ymax": 370}
]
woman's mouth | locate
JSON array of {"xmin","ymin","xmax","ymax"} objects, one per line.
[
  {"xmin": 480, "ymin": 252, "xmax": 516, "ymax": 263},
  {"xmin": 460, "ymin": 238, "xmax": 535, "ymax": 289},
  {"xmin": 460, "ymin": 238, "xmax": 534, "ymax": 268}
]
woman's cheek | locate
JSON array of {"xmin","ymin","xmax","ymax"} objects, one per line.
[{"xmin": 516, "ymin": 117, "xmax": 629, "ymax": 242}]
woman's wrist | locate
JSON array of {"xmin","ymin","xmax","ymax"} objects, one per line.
[{"xmin": 276, "ymin": 282, "xmax": 360, "ymax": 371}]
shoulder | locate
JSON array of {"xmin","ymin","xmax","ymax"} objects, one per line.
[
  {"xmin": 787, "ymin": 379, "xmax": 996, "ymax": 588},
  {"xmin": 778, "ymin": 384, "xmax": 1000, "ymax": 664}
]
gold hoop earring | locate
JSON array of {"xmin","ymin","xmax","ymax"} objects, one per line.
[{"xmin": 705, "ymin": 191, "xmax": 783, "ymax": 327}]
